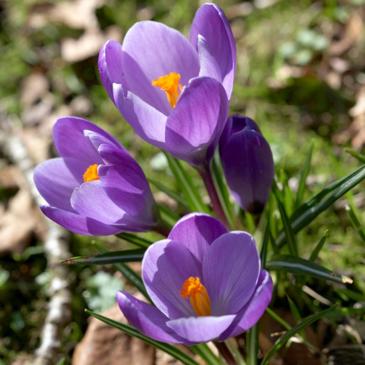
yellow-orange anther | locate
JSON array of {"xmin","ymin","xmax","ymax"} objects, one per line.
[
  {"xmin": 83, "ymin": 164, "xmax": 100, "ymax": 183},
  {"xmin": 152, "ymin": 72, "xmax": 182, "ymax": 108},
  {"xmin": 180, "ymin": 277, "xmax": 211, "ymax": 316}
]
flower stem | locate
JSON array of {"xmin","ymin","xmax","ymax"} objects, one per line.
[
  {"xmin": 214, "ymin": 341, "xmax": 237, "ymax": 365},
  {"xmin": 154, "ymin": 223, "xmax": 170, "ymax": 237},
  {"xmin": 199, "ymin": 163, "xmax": 229, "ymax": 227}
]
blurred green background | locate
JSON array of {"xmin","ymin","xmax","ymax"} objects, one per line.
[{"xmin": 1, "ymin": 0, "xmax": 365, "ymax": 363}]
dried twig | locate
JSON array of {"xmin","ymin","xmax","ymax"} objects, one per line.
[{"xmin": 0, "ymin": 112, "xmax": 72, "ymax": 365}]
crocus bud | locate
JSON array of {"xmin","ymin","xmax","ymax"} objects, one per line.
[
  {"xmin": 34, "ymin": 116, "xmax": 157, "ymax": 236},
  {"xmin": 219, "ymin": 115, "xmax": 274, "ymax": 214}
]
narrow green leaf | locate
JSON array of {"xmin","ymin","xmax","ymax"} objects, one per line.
[
  {"xmin": 211, "ymin": 155, "xmax": 235, "ymax": 228},
  {"xmin": 276, "ymin": 164, "xmax": 365, "ymax": 247},
  {"xmin": 191, "ymin": 344, "xmax": 221, "ymax": 365},
  {"xmin": 63, "ymin": 249, "xmax": 145, "ymax": 265},
  {"xmin": 346, "ymin": 203, "xmax": 365, "ymax": 243},
  {"xmin": 115, "ymin": 263, "xmax": 149, "ymax": 299},
  {"xmin": 295, "ymin": 143, "xmax": 313, "ymax": 208},
  {"xmin": 273, "ymin": 183, "xmax": 298, "ymax": 256},
  {"xmin": 266, "ymin": 255, "xmax": 353, "ymax": 284},
  {"xmin": 86, "ymin": 310, "xmax": 199, "ymax": 365},
  {"xmin": 246, "ymin": 325, "xmax": 259, "ymax": 365},
  {"xmin": 345, "ymin": 148, "xmax": 365, "ymax": 163},
  {"xmin": 261, "ymin": 307, "xmax": 335, "ymax": 365},
  {"xmin": 165, "ymin": 153, "xmax": 208, "ymax": 212},
  {"xmin": 260, "ymin": 220, "xmax": 271, "ymax": 267},
  {"xmin": 117, "ymin": 232, "xmax": 153, "ymax": 249},
  {"xmin": 149, "ymin": 178, "xmax": 189, "ymax": 209},
  {"xmin": 158, "ymin": 204, "xmax": 178, "ymax": 228},
  {"xmin": 309, "ymin": 230, "xmax": 329, "ymax": 261}
]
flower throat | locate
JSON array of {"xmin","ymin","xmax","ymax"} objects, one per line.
[{"xmin": 152, "ymin": 72, "xmax": 182, "ymax": 108}]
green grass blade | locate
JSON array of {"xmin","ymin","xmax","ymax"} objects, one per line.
[
  {"xmin": 295, "ymin": 143, "xmax": 313, "ymax": 208},
  {"xmin": 345, "ymin": 148, "xmax": 365, "ymax": 163},
  {"xmin": 114, "ymin": 262, "xmax": 149, "ymax": 299},
  {"xmin": 261, "ymin": 307, "xmax": 335, "ymax": 365},
  {"xmin": 266, "ymin": 255, "xmax": 353, "ymax": 284},
  {"xmin": 86, "ymin": 310, "xmax": 199, "ymax": 365},
  {"xmin": 117, "ymin": 232, "xmax": 153, "ymax": 248},
  {"xmin": 276, "ymin": 164, "xmax": 365, "ymax": 247},
  {"xmin": 246, "ymin": 325, "xmax": 259, "ymax": 365},
  {"xmin": 273, "ymin": 183, "xmax": 298, "ymax": 256},
  {"xmin": 309, "ymin": 230, "xmax": 329, "ymax": 261},
  {"xmin": 211, "ymin": 155, "xmax": 235, "ymax": 228},
  {"xmin": 157, "ymin": 204, "xmax": 178, "ymax": 228},
  {"xmin": 260, "ymin": 220, "xmax": 271, "ymax": 267},
  {"xmin": 191, "ymin": 344, "xmax": 221, "ymax": 365},
  {"xmin": 165, "ymin": 153, "xmax": 208, "ymax": 212},
  {"xmin": 63, "ymin": 249, "xmax": 145, "ymax": 265},
  {"xmin": 346, "ymin": 203, "xmax": 365, "ymax": 243},
  {"xmin": 149, "ymin": 178, "xmax": 189, "ymax": 209}
]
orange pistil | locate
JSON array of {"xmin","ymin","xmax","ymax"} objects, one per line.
[
  {"xmin": 152, "ymin": 72, "xmax": 182, "ymax": 108},
  {"xmin": 83, "ymin": 164, "xmax": 99, "ymax": 183},
  {"xmin": 180, "ymin": 276, "xmax": 211, "ymax": 316}
]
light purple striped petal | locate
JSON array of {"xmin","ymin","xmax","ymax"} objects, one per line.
[
  {"xmin": 142, "ymin": 239, "xmax": 202, "ymax": 319},
  {"xmin": 122, "ymin": 21, "xmax": 199, "ymax": 85},
  {"xmin": 190, "ymin": 3, "xmax": 236, "ymax": 98},
  {"xmin": 40, "ymin": 206, "xmax": 122, "ymax": 236},
  {"xmin": 166, "ymin": 315, "xmax": 236, "ymax": 343},
  {"xmin": 34, "ymin": 158, "xmax": 80, "ymax": 211},
  {"xmin": 220, "ymin": 270, "xmax": 273, "ymax": 339},
  {"xmin": 116, "ymin": 291, "xmax": 185, "ymax": 344},
  {"xmin": 165, "ymin": 77, "xmax": 228, "ymax": 165},
  {"xmin": 53, "ymin": 116, "xmax": 118, "ymax": 167},
  {"xmin": 203, "ymin": 232, "xmax": 260, "ymax": 315},
  {"xmin": 168, "ymin": 213, "xmax": 227, "ymax": 263},
  {"xmin": 113, "ymin": 84, "xmax": 167, "ymax": 145},
  {"xmin": 98, "ymin": 40, "xmax": 124, "ymax": 101}
]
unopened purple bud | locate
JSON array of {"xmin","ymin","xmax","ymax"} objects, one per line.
[{"xmin": 219, "ymin": 115, "xmax": 274, "ymax": 214}]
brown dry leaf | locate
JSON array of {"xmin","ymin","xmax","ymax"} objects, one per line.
[
  {"xmin": 0, "ymin": 190, "xmax": 37, "ymax": 253},
  {"xmin": 260, "ymin": 310, "xmax": 322, "ymax": 365},
  {"xmin": 28, "ymin": 0, "xmax": 106, "ymax": 31},
  {"xmin": 0, "ymin": 165, "xmax": 22, "ymax": 188},
  {"xmin": 333, "ymin": 86, "xmax": 365, "ymax": 147},
  {"xmin": 329, "ymin": 12, "xmax": 364, "ymax": 56},
  {"xmin": 61, "ymin": 26, "xmax": 120, "ymax": 63},
  {"xmin": 72, "ymin": 304, "xmax": 183, "ymax": 365}
]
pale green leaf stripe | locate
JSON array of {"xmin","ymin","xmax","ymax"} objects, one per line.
[
  {"xmin": 86, "ymin": 310, "xmax": 199, "ymax": 365},
  {"xmin": 261, "ymin": 307, "xmax": 335, "ymax": 365},
  {"xmin": 117, "ymin": 232, "xmax": 153, "ymax": 248},
  {"xmin": 266, "ymin": 255, "xmax": 352, "ymax": 284},
  {"xmin": 276, "ymin": 164, "xmax": 365, "ymax": 247},
  {"xmin": 63, "ymin": 249, "xmax": 145, "ymax": 265}
]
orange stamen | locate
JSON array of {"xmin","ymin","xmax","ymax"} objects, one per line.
[
  {"xmin": 83, "ymin": 164, "xmax": 99, "ymax": 183},
  {"xmin": 152, "ymin": 72, "xmax": 182, "ymax": 108},
  {"xmin": 180, "ymin": 277, "xmax": 211, "ymax": 316}
]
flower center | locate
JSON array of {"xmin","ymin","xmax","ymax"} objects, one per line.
[
  {"xmin": 152, "ymin": 72, "xmax": 182, "ymax": 108},
  {"xmin": 180, "ymin": 276, "xmax": 211, "ymax": 316},
  {"xmin": 83, "ymin": 164, "xmax": 99, "ymax": 183}
]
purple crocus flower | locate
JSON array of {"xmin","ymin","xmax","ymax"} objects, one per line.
[
  {"xmin": 34, "ymin": 116, "xmax": 156, "ymax": 236},
  {"xmin": 98, "ymin": 3, "xmax": 235, "ymax": 166},
  {"xmin": 117, "ymin": 213, "xmax": 272, "ymax": 344},
  {"xmin": 220, "ymin": 115, "xmax": 274, "ymax": 214}
]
